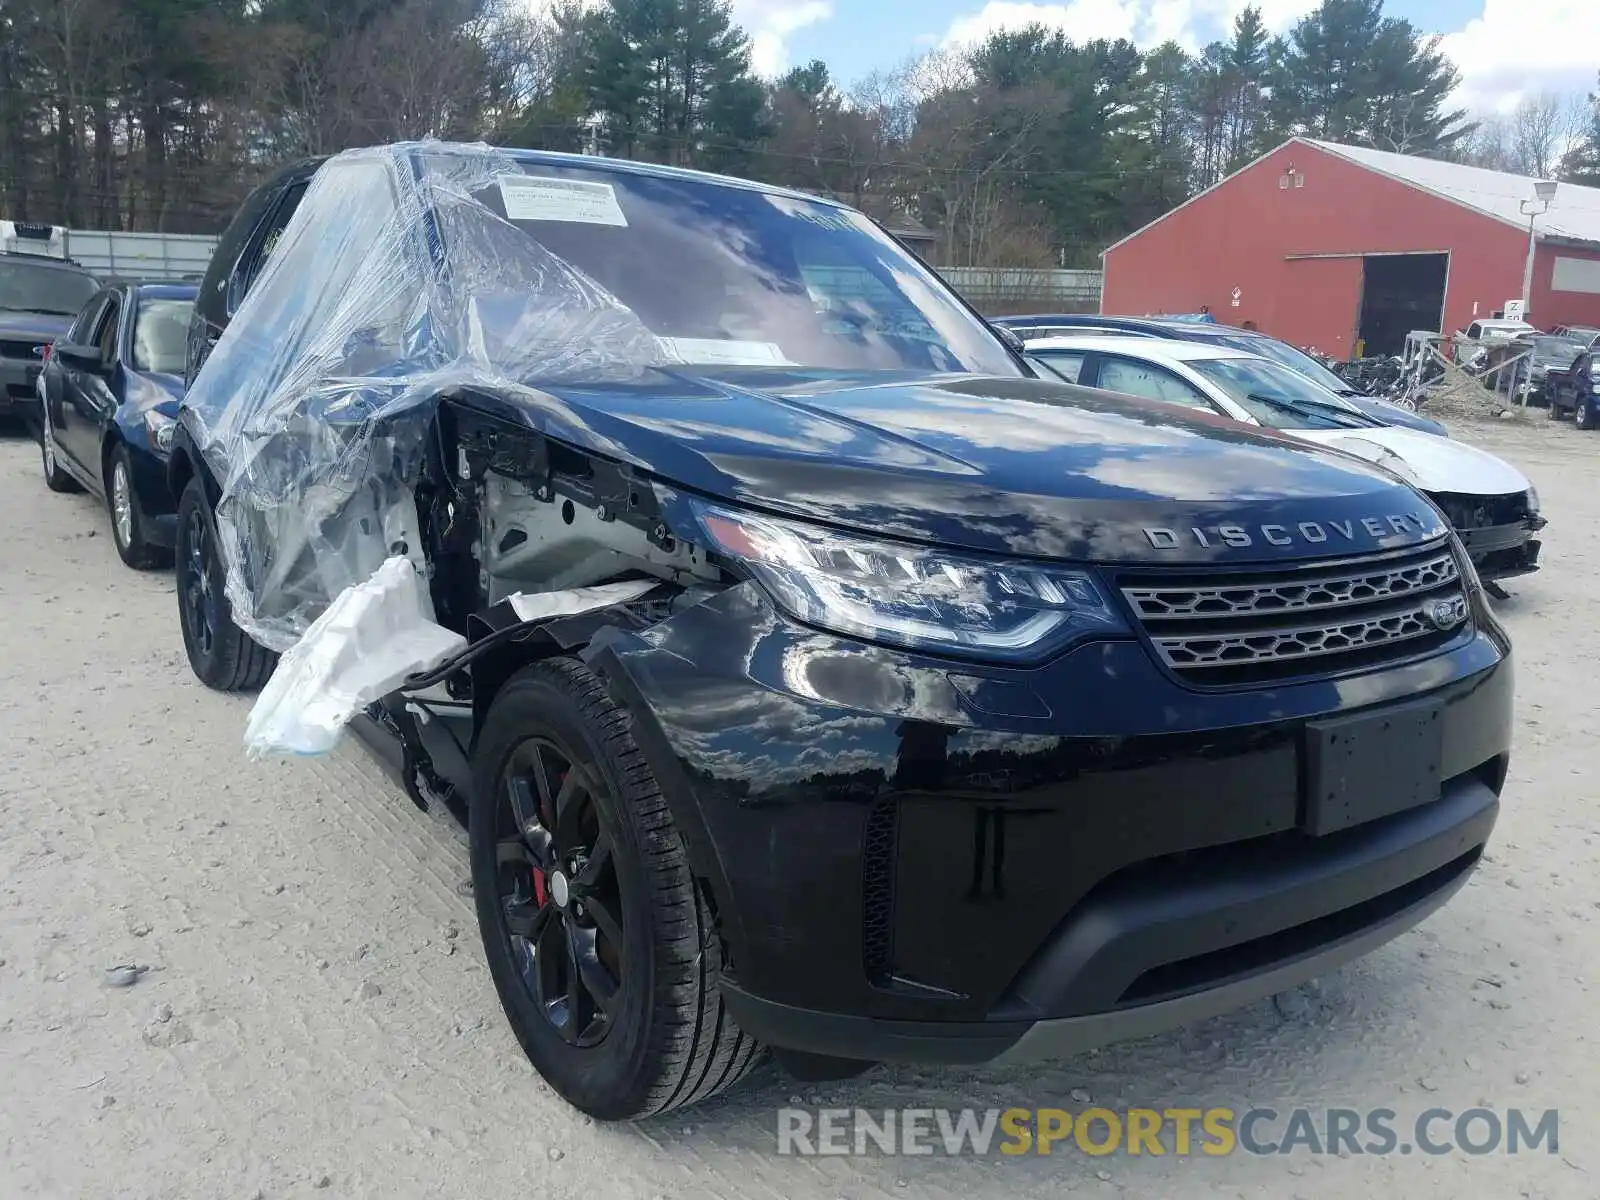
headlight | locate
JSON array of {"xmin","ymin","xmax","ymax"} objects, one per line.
[
  {"xmin": 693, "ymin": 502, "xmax": 1128, "ymax": 661},
  {"xmin": 143, "ymin": 410, "xmax": 176, "ymax": 452}
]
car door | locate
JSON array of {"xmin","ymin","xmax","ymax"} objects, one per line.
[
  {"xmin": 41, "ymin": 291, "xmax": 105, "ymax": 436},
  {"xmin": 58, "ymin": 290, "xmax": 123, "ymax": 485},
  {"xmin": 1089, "ymin": 354, "xmax": 1227, "ymax": 417}
]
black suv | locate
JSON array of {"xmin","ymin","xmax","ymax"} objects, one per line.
[
  {"xmin": 0, "ymin": 253, "xmax": 100, "ymax": 420},
  {"xmin": 169, "ymin": 143, "xmax": 1513, "ymax": 1120}
]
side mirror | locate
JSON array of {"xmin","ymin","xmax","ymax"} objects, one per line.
[
  {"xmin": 989, "ymin": 322, "xmax": 1026, "ymax": 354},
  {"xmin": 54, "ymin": 343, "xmax": 108, "ymax": 373}
]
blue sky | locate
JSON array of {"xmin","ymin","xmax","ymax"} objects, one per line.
[{"xmin": 735, "ymin": 0, "xmax": 1597, "ymax": 116}]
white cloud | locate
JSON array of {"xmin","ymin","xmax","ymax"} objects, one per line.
[
  {"xmin": 735, "ymin": 0, "xmax": 833, "ymax": 77},
  {"xmin": 1438, "ymin": 0, "xmax": 1600, "ymax": 115},
  {"xmin": 942, "ymin": 0, "xmax": 1140, "ymax": 49},
  {"xmin": 936, "ymin": 0, "xmax": 1315, "ymax": 56}
]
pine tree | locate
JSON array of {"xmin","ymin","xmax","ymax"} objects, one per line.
[
  {"xmin": 1266, "ymin": 0, "xmax": 1468, "ymax": 155},
  {"xmin": 583, "ymin": 0, "xmax": 766, "ymax": 169}
]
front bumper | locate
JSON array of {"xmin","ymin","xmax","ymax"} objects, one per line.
[
  {"xmin": 722, "ymin": 776, "xmax": 1490, "ymax": 1065},
  {"xmin": 0, "ymin": 359, "xmax": 43, "ymax": 413},
  {"xmin": 589, "ymin": 583, "xmax": 1513, "ymax": 1064},
  {"xmin": 1432, "ymin": 493, "xmax": 1545, "ymax": 584},
  {"xmin": 1459, "ymin": 520, "xmax": 1543, "ymax": 582}
]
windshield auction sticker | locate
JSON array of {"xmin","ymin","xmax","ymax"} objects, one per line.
[{"xmin": 498, "ymin": 176, "xmax": 628, "ymax": 226}]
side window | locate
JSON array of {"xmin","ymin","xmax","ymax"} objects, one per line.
[
  {"xmin": 1097, "ymin": 357, "xmax": 1215, "ymax": 410},
  {"xmin": 1032, "ymin": 351, "xmax": 1086, "ymax": 383},
  {"xmin": 93, "ymin": 294, "xmax": 122, "ymax": 363},
  {"xmin": 67, "ymin": 293, "xmax": 109, "ymax": 345},
  {"xmin": 229, "ymin": 180, "xmax": 309, "ymax": 313},
  {"xmin": 1466, "ymin": 322, "xmax": 1482, "ymax": 340}
]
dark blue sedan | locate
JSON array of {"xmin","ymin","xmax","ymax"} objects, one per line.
[{"xmin": 36, "ymin": 281, "xmax": 196, "ymax": 568}]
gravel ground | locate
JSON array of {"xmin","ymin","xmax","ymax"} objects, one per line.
[{"xmin": 0, "ymin": 414, "xmax": 1596, "ymax": 1200}]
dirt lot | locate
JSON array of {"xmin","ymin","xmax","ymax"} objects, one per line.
[{"xmin": 1, "ymin": 414, "xmax": 1596, "ymax": 1200}]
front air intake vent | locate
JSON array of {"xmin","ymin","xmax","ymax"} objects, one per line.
[{"xmin": 861, "ymin": 798, "xmax": 899, "ymax": 984}]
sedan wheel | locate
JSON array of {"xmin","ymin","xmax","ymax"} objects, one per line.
[
  {"xmin": 112, "ymin": 461, "xmax": 133, "ymax": 545},
  {"xmin": 39, "ymin": 408, "xmax": 81, "ymax": 494},
  {"xmin": 107, "ymin": 444, "xmax": 169, "ymax": 570}
]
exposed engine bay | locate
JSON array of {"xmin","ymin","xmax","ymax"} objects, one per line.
[{"xmin": 438, "ymin": 404, "xmax": 722, "ymax": 624}]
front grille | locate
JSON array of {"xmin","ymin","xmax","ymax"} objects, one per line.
[
  {"xmin": 1119, "ymin": 539, "xmax": 1469, "ymax": 687},
  {"xmin": 0, "ymin": 339, "xmax": 45, "ymax": 360}
]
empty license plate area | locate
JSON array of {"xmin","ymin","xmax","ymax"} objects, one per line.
[{"xmin": 1302, "ymin": 701, "xmax": 1444, "ymax": 835}]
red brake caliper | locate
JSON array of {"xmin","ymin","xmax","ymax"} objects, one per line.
[{"xmin": 530, "ymin": 770, "xmax": 566, "ymax": 908}]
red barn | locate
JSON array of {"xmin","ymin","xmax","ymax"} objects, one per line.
[{"xmin": 1101, "ymin": 138, "xmax": 1600, "ymax": 358}]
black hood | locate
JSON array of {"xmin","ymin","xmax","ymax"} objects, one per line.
[
  {"xmin": 465, "ymin": 368, "xmax": 1446, "ymax": 566},
  {"xmin": 0, "ymin": 309, "xmax": 73, "ymax": 341}
]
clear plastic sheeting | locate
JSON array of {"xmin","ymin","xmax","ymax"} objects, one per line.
[
  {"xmin": 244, "ymin": 557, "xmax": 466, "ymax": 758},
  {"xmin": 184, "ymin": 140, "xmax": 667, "ymax": 653}
]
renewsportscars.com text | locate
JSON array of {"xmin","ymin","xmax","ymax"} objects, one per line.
[{"xmin": 776, "ymin": 1106, "xmax": 1559, "ymax": 1158}]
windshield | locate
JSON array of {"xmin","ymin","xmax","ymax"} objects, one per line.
[
  {"xmin": 1532, "ymin": 336, "xmax": 1584, "ymax": 362},
  {"xmin": 132, "ymin": 297, "xmax": 193, "ymax": 373},
  {"xmin": 1198, "ymin": 329, "xmax": 1355, "ymax": 394},
  {"xmin": 450, "ymin": 160, "xmax": 1021, "ymax": 376},
  {"xmin": 0, "ymin": 259, "xmax": 98, "ymax": 315},
  {"xmin": 1189, "ymin": 357, "xmax": 1373, "ymax": 430}
]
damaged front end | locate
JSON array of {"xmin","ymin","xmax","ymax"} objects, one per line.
[
  {"xmin": 176, "ymin": 141, "xmax": 730, "ymax": 769},
  {"xmin": 245, "ymin": 396, "xmax": 735, "ymax": 796}
]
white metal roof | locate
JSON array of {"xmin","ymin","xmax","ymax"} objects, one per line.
[
  {"xmin": 1305, "ymin": 140, "xmax": 1600, "ymax": 247},
  {"xmin": 1102, "ymin": 136, "xmax": 1600, "ymax": 256},
  {"xmin": 1024, "ymin": 334, "xmax": 1250, "ymax": 363}
]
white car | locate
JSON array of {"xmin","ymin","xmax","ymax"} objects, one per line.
[{"xmin": 1024, "ymin": 334, "xmax": 1546, "ymax": 587}]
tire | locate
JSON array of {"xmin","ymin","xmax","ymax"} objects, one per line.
[
  {"xmin": 175, "ymin": 475, "xmax": 277, "ymax": 691},
  {"xmin": 107, "ymin": 443, "xmax": 172, "ymax": 570},
  {"xmin": 1579, "ymin": 403, "xmax": 1598, "ymax": 431},
  {"xmin": 38, "ymin": 406, "xmax": 82, "ymax": 494},
  {"xmin": 470, "ymin": 658, "xmax": 762, "ymax": 1119}
]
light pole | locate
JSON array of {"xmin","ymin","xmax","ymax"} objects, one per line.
[{"xmin": 1519, "ymin": 179, "xmax": 1559, "ymax": 319}]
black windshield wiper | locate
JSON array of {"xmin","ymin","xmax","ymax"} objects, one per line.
[{"xmin": 1246, "ymin": 392, "xmax": 1376, "ymax": 429}]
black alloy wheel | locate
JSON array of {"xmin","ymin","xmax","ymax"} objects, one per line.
[
  {"xmin": 470, "ymin": 659, "xmax": 762, "ymax": 1119},
  {"xmin": 496, "ymin": 735, "xmax": 627, "ymax": 1049},
  {"xmin": 174, "ymin": 476, "xmax": 277, "ymax": 691},
  {"xmin": 181, "ymin": 496, "xmax": 217, "ymax": 659}
]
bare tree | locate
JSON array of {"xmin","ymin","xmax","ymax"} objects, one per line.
[
  {"xmin": 1511, "ymin": 92, "xmax": 1570, "ymax": 178},
  {"xmin": 1458, "ymin": 114, "xmax": 1516, "ymax": 171}
]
